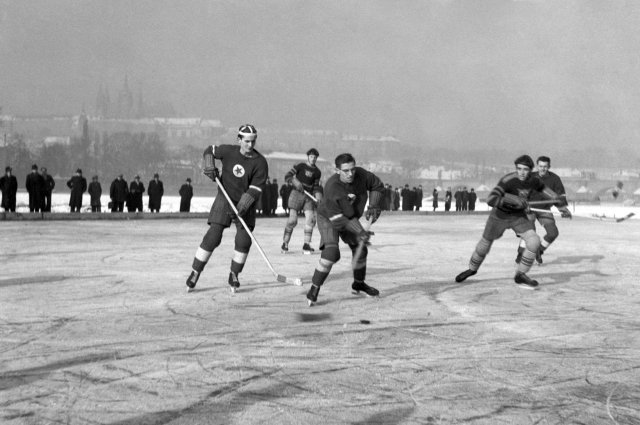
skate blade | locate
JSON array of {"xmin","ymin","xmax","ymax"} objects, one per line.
[
  {"xmin": 229, "ymin": 287, "xmax": 238, "ymax": 293},
  {"xmin": 303, "ymin": 251, "xmax": 313, "ymax": 255},
  {"xmin": 307, "ymin": 299, "xmax": 315, "ymax": 307},
  {"xmin": 187, "ymin": 287, "xmax": 195, "ymax": 293},
  {"xmin": 515, "ymin": 284, "xmax": 539, "ymax": 290},
  {"xmin": 352, "ymin": 290, "xmax": 379, "ymax": 297}
]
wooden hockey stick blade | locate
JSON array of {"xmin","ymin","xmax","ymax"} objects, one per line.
[
  {"xmin": 276, "ymin": 274, "xmax": 303, "ymax": 286},
  {"xmin": 616, "ymin": 212, "xmax": 635, "ymax": 223},
  {"xmin": 528, "ymin": 199, "xmax": 564, "ymax": 206}
]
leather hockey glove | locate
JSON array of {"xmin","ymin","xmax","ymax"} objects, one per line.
[
  {"xmin": 365, "ymin": 206, "xmax": 381, "ymax": 223},
  {"xmin": 559, "ymin": 206, "xmax": 572, "ymax": 219},
  {"xmin": 314, "ymin": 191, "xmax": 323, "ymax": 203},
  {"xmin": 235, "ymin": 192, "xmax": 256, "ymax": 217},
  {"xmin": 203, "ymin": 151, "xmax": 219, "ymax": 181},
  {"xmin": 203, "ymin": 167, "xmax": 220, "ymax": 181},
  {"xmin": 292, "ymin": 177, "xmax": 304, "ymax": 192}
]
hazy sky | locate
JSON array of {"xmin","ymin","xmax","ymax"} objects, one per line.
[{"xmin": 2, "ymin": 0, "xmax": 640, "ymax": 153}]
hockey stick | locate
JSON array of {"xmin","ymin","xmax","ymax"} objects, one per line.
[
  {"xmin": 528, "ymin": 199, "xmax": 565, "ymax": 206},
  {"xmin": 351, "ymin": 217, "xmax": 374, "ymax": 270},
  {"xmin": 215, "ymin": 176, "xmax": 303, "ymax": 286},
  {"xmin": 530, "ymin": 207, "xmax": 635, "ymax": 222},
  {"xmin": 303, "ymin": 189, "xmax": 318, "ymax": 203}
]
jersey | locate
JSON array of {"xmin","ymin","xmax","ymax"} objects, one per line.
[
  {"xmin": 205, "ymin": 144, "xmax": 268, "ymax": 226},
  {"xmin": 486, "ymin": 172, "xmax": 545, "ymax": 219},
  {"xmin": 529, "ymin": 171, "xmax": 566, "ymax": 209},
  {"xmin": 318, "ymin": 167, "xmax": 384, "ymax": 229},
  {"xmin": 285, "ymin": 162, "xmax": 322, "ymax": 194}
]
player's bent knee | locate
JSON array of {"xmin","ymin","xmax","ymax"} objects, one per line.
[
  {"xmin": 317, "ymin": 257, "xmax": 335, "ymax": 273},
  {"xmin": 544, "ymin": 225, "xmax": 559, "ymax": 242},
  {"xmin": 321, "ymin": 244, "xmax": 340, "ymax": 263},
  {"xmin": 521, "ymin": 230, "xmax": 541, "ymax": 252}
]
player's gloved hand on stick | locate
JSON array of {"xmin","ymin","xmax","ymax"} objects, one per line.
[
  {"xmin": 559, "ymin": 206, "xmax": 572, "ymax": 219},
  {"xmin": 358, "ymin": 230, "xmax": 373, "ymax": 244},
  {"xmin": 204, "ymin": 167, "xmax": 220, "ymax": 181},
  {"xmin": 235, "ymin": 192, "xmax": 255, "ymax": 217},
  {"xmin": 292, "ymin": 177, "xmax": 304, "ymax": 192},
  {"xmin": 365, "ymin": 206, "xmax": 381, "ymax": 223},
  {"xmin": 314, "ymin": 192, "xmax": 323, "ymax": 203}
]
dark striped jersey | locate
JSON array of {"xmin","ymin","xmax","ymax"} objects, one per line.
[
  {"xmin": 285, "ymin": 162, "xmax": 322, "ymax": 193},
  {"xmin": 487, "ymin": 172, "xmax": 545, "ymax": 219},
  {"xmin": 529, "ymin": 171, "xmax": 566, "ymax": 208},
  {"xmin": 205, "ymin": 144, "xmax": 268, "ymax": 203},
  {"xmin": 318, "ymin": 167, "xmax": 384, "ymax": 223}
]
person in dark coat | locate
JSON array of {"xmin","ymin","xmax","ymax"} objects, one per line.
[
  {"xmin": 469, "ymin": 188, "xmax": 477, "ymax": 211},
  {"xmin": 454, "ymin": 188, "xmax": 462, "ymax": 211},
  {"xmin": 270, "ymin": 178, "xmax": 279, "ymax": 216},
  {"xmin": 88, "ymin": 175, "xmax": 102, "ymax": 212},
  {"xmin": 26, "ymin": 164, "xmax": 45, "ymax": 212},
  {"xmin": 148, "ymin": 173, "xmax": 164, "ymax": 213},
  {"xmin": 383, "ymin": 184, "xmax": 393, "ymax": 211},
  {"xmin": 415, "ymin": 185, "xmax": 423, "ymax": 211},
  {"xmin": 179, "ymin": 177, "xmax": 194, "ymax": 212},
  {"xmin": 401, "ymin": 184, "xmax": 413, "ymax": 211},
  {"xmin": 110, "ymin": 174, "xmax": 128, "ymax": 212},
  {"xmin": 41, "ymin": 167, "xmax": 55, "ymax": 212},
  {"xmin": 280, "ymin": 181, "xmax": 292, "ymax": 214},
  {"xmin": 432, "ymin": 188, "xmax": 439, "ymax": 211},
  {"xmin": 67, "ymin": 168, "xmax": 87, "ymax": 213},
  {"xmin": 128, "ymin": 175, "xmax": 145, "ymax": 212},
  {"xmin": 461, "ymin": 186, "xmax": 470, "ymax": 211},
  {"xmin": 261, "ymin": 177, "xmax": 272, "ymax": 216},
  {"xmin": 444, "ymin": 187, "xmax": 452, "ymax": 212},
  {"xmin": 0, "ymin": 166, "xmax": 18, "ymax": 212},
  {"xmin": 393, "ymin": 187, "xmax": 400, "ymax": 211}
]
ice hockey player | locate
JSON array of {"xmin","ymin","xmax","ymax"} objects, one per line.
[
  {"xmin": 186, "ymin": 124, "xmax": 268, "ymax": 293},
  {"xmin": 306, "ymin": 153, "xmax": 385, "ymax": 306},
  {"xmin": 281, "ymin": 148, "xmax": 323, "ymax": 254},
  {"xmin": 515, "ymin": 155, "xmax": 571, "ymax": 264},
  {"xmin": 455, "ymin": 154, "xmax": 567, "ymax": 289}
]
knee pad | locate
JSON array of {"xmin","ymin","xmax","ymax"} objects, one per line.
[
  {"xmin": 234, "ymin": 227, "xmax": 252, "ymax": 253},
  {"xmin": 521, "ymin": 230, "xmax": 541, "ymax": 253},
  {"xmin": 316, "ymin": 257, "xmax": 336, "ymax": 273},
  {"xmin": 285, "ymin": 212, "xmax": 298, "ymax": 231},
  {"xmin": 201, "ymin": 224, "xmax": 224, "ymax": 251},
  {"xmin": 304, "ymin": 210, "xmax": 316, "ymax": 229},
  {"xmin": 321, "ymin": 244, "xmax": 340, "ymax": 263},
  {"xmin": 475, "ymin": 237, "xmax": 492, "ymax": 257}
]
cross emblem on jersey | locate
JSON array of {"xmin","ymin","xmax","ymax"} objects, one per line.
[{"xmin": 233, "ymin": 165, "xmax": 245, "ymax": 177}]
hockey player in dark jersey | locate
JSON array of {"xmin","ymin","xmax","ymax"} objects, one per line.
[
  {"xmin": 455, "ymin": 155, "xmax": 566, "ymax": 289},
  {"xmin": 186, "ymin": 124, "xmax": 269, "ymax": 292},
  {"xmin": 306, "ymin": 153, "xmax": 385, "ymax": 306},
  {"xmin": 281, "ymin": 148, "xmax": 323, "ymax": 254},
  {"xmin": 515, "ymin": 156, "xmax": 571, "ymax": 264}
]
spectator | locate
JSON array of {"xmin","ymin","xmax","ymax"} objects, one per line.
[
  {"xmin": 432, "ymin": 188, "xmax": 439, "ymax": 211},
  {"xmin": 179, "ymin": 177, "xmax": 194, "ymax": 212},
  {"xmin": 67, "ymin": 168, "xmax": 87, "ymax": 213},
  {"xmin": 445, "ymin": 187, "xmax": 452, "ymax": 212},
  {"xmin": 415, "ymin": 185, "xmax": 423, "ymax": 211},
  {"xmin": 454, "ymin": 188, "xmax": 462, "ymax": 211},
  {"xmin": 279, "ymin": 181, "xmax": 292, "ymax": 214},
  {"xmin": 461, "ymin": 186, "xmax": 469, "ymax": 211},
  {"xmin": 0, "ymin": 166, "xmax": 18, "ymax": 212},
  {"xmin": 41, "ymin": 167, "xmax": 55, "ymax": 212},
  {"xmin": 26, "ymin": 164, "xmax": 45, "ymax": 212},
  {"xmin": 88, "ymin": 175, "xmax": 102, "ymax": 212},
  {"xmin": 469, "ymin": 188, "xmax": 477, "ymax": 211},
  {"xmin": 110, "ymin": 174, "xmax": 128, "ymax": 212},
  {"xmin": 128, "ymin": 175, "xmax": 145, "ymax": 212},
  {"xmin": 148, "ymin": 173, "xmax": 164, "ymax": 213}
]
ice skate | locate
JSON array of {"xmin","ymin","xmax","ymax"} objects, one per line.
[
  {"xmin": 351, "ymin": 281, "xmax": 379, "ymax": 297},
  {"xmin": 281, "ymin": 243, "xmax": 289, "ymax": 254},
  {"xmin": 228, "ymin": 272, "xmax": 240, "ymax": 293},
  {"xmin": 302, "ymin": 243, "xmax": 315, "ymax": 255},
  {"xmin": 306, "ymin": 284, "xmax": 320, "ymax": 306},
  {"xmin": 186, "ymin": 270, "xmax": 199, "ymax": 292},
  {"xmin": 514, "ymin": 272, "xmax": 539, "ymax": 289},
  {"xmin": 455, "ymin": 269, "xmax": 477, "ymax": 283}
]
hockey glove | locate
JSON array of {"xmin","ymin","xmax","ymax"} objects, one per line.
[
  {"xmin": 314, "ymin": 191, "xmax": 323, "ymax": 203},
  {"xmin": 204, "ymin": 167, "xmax": 220, "ymax": 181},
  {"xmin": 235, "ymin": 192, "xmax": 256, "ymax": 217},
  {"xmin": 501, "ymin": 193, "xmax": 529, "ymax": 212},
  {"xmin": 559, "ymin": 206, "xmax": 572, "ymax": 219},
  {"xmin": 292, "ymin": 177, "xmax": 304, "ymax": 192},
  {"xmin": 365, "ymin": 206, "xmax": 381, "ymax": 223}
]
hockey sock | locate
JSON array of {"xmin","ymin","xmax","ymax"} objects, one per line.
[
  {"xmin": 353, "ymin": 266, "xmax": 366, "ymax": 283},
  {"xmin": 192, "ymin": 247, "xmax": 213, "ymax": 272},
  {"xmin": 230, "ymin": 251, "xmax": 248, "ymax": 274},
  {"xmin": 303, "ymin": 228, "xmax": 313, "ymax": 244},
  {"xmin": 311, "ymin": 269, "xmax": 329, "ymax": 287},
  {"xmin": 282, "ymin": 228, "xmax": 293, "ymax": 246},
  {"xmin": 469, "ymin": 238, "xmax": 492, "ymax": 271},
  {"xmin": 516, "ymin": 250, "xmax": 536, "ymax": 273}
]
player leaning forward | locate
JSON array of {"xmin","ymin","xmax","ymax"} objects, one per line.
[
  {"xmin": 306, "ymin": 153, "xmax": 384, "ymax": 306},
  {"xmin": 281, "ymin": 148, "xmax": 323, "ymax": 254},
  {"xmin": 186, "ymin": 124, "xmax": 268, "ymax": 292},
  {"xmin": 455, "ymin": 154, "xmax": 568, "ymax": 289}
]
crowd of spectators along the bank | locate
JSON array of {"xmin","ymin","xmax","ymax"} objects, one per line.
[{"xmin": 1, "ymin": 164, "xmax": 480, "ymax": 215}]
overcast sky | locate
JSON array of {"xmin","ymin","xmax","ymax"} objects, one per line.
[{"xmin": 1, "ymin": 0, "xmax": 640, "ymax": 154}]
